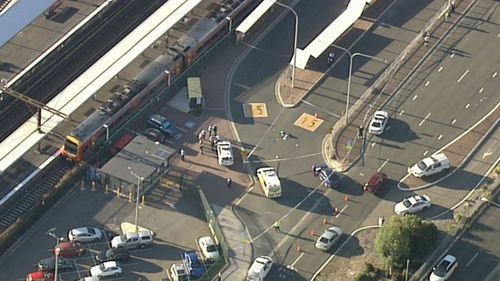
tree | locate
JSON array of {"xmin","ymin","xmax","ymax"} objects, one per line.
[{"xmin": 376, "ymin": 215, "xmax": 437, "ymax": 269}]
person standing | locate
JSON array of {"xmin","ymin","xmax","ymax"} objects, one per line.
[
  {"xmin": 327, "ymin": 52, "xmax": 335, "ymax": 67},
  {"xmin": 358, "ymin": 125, "xmax": 364, "ymax": 140},
  {"xmin": 180, "ymin": 148, "xmax": 185, "ymax": 161},
  {"xmin": 272, "ymin": 220, "xmax": 281, "ymax": 232},
  {"xmin": 208, "ymin": 125, "xmax": 213, "ymax": 138},
  {"xmin": 213, "ymin": 125, "xmax": 218, "ymax": 136},
  {"xmin": 200, "ymin": 143, "xmax": 204, "ymax": 155},
  {"xmin": 226, "ymin": 178, "xmax": 232, "ymax": 188}
]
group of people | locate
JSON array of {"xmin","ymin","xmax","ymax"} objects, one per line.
[{"xmin": 197, "ymin": 125, "xmax": 220, "ymax": 154}]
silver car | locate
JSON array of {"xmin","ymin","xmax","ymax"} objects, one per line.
[
  {"xmin": 315, "ymin": 226, "xmax": 343, "ymax": 250},
  {"xmin": 68, "ymin": 227, "xmax": 103, "ymax": 242}
]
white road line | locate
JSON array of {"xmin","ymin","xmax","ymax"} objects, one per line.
[
  {"xmin": 425, "ymin": 81, "xmax": 430, "ymax": 86},
  {"xmin": 450, "ymin": 53, "xmax": 455, "ymax": 58},
  {"xmin": 244, "ymin": 152, "xmax": 321, "ymax": 163},
  {"xmin": 371, "ymin": 142, "xmax": 376, "ymax": 147},
  {"xmin": 335, "ymin": 204, "xmax": 348, "ymax": 218},
  {"xmin": 412, "ymin": 95, "xmax": 418, "ymax": 101},
  {"xmin": 457, "ymin": 69, "xmax": 469, "ymax": 83},
  {"xmin": 438, "ymin": 134, "xmax": 443, "ymax": 140},
  {"xmin": 438, "ymin": 66, "xmax": 443, "ymax": 72},
  {"xmin": 479, "ymin": 87, "xmax": 484, "ymax": 94},
  {"xmin": 377, "ymin": 159, "xmax": 389, "ymax": 172},
  {"xmin": 301, "ymin": 100, "xmax": 342, "ymax": 118},
  {"xmin": 419, "ymin": 113, "xmax": 431, "ymax": 126},
  {"xmin": 290, "ymin": 252, "xmax": 305, "ymax": 268},
  {"xmin": 451, "ymin": 118, "xmax": 457, "ymax": 124},
  {"xmin": 466, "ymin": 252, "xmax": 479, "ymax": 267},
  {"xmin": 465, "ymin": 103, "xmax": 470, "ymax": 109},
  {"xmin": 492, "ymin": 72, "xmax": 498, "ymax": 78},
  {"xmin": 399, "ymin": 110, "xmax": 405, "ymax": 116},
  {"xmin": 423, "ymin": 150, "xmax": 428, "ymax": 156}
]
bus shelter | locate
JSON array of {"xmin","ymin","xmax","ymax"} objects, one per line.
[{"xmin": 187, "ymin": 77, "xmax": 203, "ymax": 110}]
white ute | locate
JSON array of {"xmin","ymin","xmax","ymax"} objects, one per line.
[
  {"xmin": 408, "ymin": 153, "xmax": 449, "ymax": 177},
  {"xmin": 111, "ymin": 230, "xmax": 153, "ymax": 249}
]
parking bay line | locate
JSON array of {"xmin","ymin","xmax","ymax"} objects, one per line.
[
  {"xmin": 377, "ymin": 159, "xmax": 389, "ymax": 172},
  {"xmin": 287, "ymin": 252, "xmax": 305, "ymax": 270},
  {"xmin": 419, "ymin": 113, "xmax": 431, "ymax": 126},
  {"xmin": 466, "ymin": 252, "xmax": 479, "ymax": 267},
  {"xmin": 335, "ymin": 204, "xmax": 349, "ymax": 218}
]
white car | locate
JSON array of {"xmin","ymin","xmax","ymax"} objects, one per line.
[
  {"xmin": 429, "ymin": 254, "xmax": 458, "ymax": 281},
  {"xmin": 394, "ymin": 195, "xmax": 431, "ymax": 215},
  {"xmin": 169, "ymin": 263, "xmax": 189, "ymax": 281},
  {"xmin": 198, "ymin": 236, "xmax": 220, "ymax": 260},
  {"xmin": 216, "ymin": 140, "xmax": 234, "ymax": 166},
  {"xmin": 408, "ymin": 153, "xmax": 450, "ymax": 178},
  {"xmin": 256, "ymin": 167, "xmax": 282, "ymax": 198},
  {"xmin": 368, "ymin": 110, "xmax": 388, "ymax": 135},
  {"xmin": 90, "ymin": 261, "xmax": 122, "ymax": 277},
  {"xmin": 77, "ymin": 277, "xmax": 100, "ymax": 281},
  {"xmin": 247, "ymin": 256, "xmax": 273, "ymax": 281},
  {"xmin": 315, "ymin": 226, "xmax": 343, "ymax": 250},
  {"xmin": 68, "ymin": 227, "xmax": 103, "ymax": 242}
]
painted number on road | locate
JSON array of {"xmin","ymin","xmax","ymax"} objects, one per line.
[
  {"xmin": 243, "ymin": 103, "xmax": 268, "ymax": 118},
  {"xmin": 294, "ymin": 113, "xmax": 323, "ymax": 132}
]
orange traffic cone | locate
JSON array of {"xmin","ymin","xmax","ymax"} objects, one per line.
[
  {"xmin": 344, "ymin": 195, "xmax": 349, "ymax": 202},
  {"xmin": 322, "ymin": 217, "xmax": 328, "ymax": 225}
]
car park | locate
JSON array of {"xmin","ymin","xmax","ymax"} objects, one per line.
[
  {"xmin": 197, "ymin": 236, "xmax": 220, "ymax": 261},
  {"xmin": 368, "ymin": 110, "xmax": 389, "ymax": 135},
  {"xmin": 169, "ymin": 263, "xmax": 190, "ymax": 281},
  {"xmin": 26, "ymin": 271, "xmax": 54, "ymax": 281},
  {"xmin": 363, "ymin": 172, "xmax": 387, "ymax": 195},
  {"xmin": 54, "ymin": 241, "xmax": 85, "ymax": 257},
  {"xmin": 408, "ymin": 153, "xmax": 450, "ymax": 177},
  {"xmin": 256, "ymin": 167, "xmax": 282, "ymax": 198},
  {"xmin": 38, "ymin": 257, "xmax": 75, "ymax": 273},
  {"xmin": 315, "ymin": 226, "xmax": 343, "ymax": 250},
  {"xmin": 314, "ymin": 164, "xmax": 340, "ymax": 188},
  {"xmin": 68, "ymin": 227, "xmax": 103, "ymax": 242},
  {"xmin": 394, "ymin": 195, "xmax": 431, "ymax": 215},
  {"xmin": 429, "ymin": 254, "xmax": 458, "ymax": 281},
  {"xmin": 90, "ymin": 261, "xmax": 123, "ymax": 277},
  {"xmin": 247, "ymin": 256, "xmax": 273, "ymax": 281},
  {"xmin": 143, "ymin": 128, "xmax": 165, "ymax": 143},
  {"xmin": 216, "ymin": 140, "xmax": 234, "ymax": 166},
  {"xmin": 182, "ymin": 251, "xmax": 206, "ymax": 278},
  {"xmin": 111, "ymin": 230, "xmax": 153, "ymax": 249},
  {"xmin": 96, "ymin": 247, "xmax": 130, "ymax": 263},
  {"xmin": 147, "ymin": 114, "xmax": 178, "ymax": 137}
]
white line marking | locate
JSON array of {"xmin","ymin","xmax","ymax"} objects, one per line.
[
  {"xmin": 425, "ymin": 81, "xmax": 430, "ymax": 86},
  {"xmin": 457, "ymin": 69, "xmax": 469, "ymax": 83},
  {"xmin": 438, "ymin": 66, "xmax": 443, "ymax": 72},
  {"xmin": 399, "ymin": 110, "xmax": 405, "ymax": 116},
  {"xmin": 492, "ymin": 72, "xmax": 498, "ymax": 78},
  {"xmin": 244, "ymin": 152, "xmax": 321, "ymax": 163},
  {"xmin": 451, "ymin": 53, "xmax": 455, "ymax": 58},
  {"xmin": 451, "ymin": 118, "xmax": 457, "ymax": 124},
  {"xmin": 290, "ymin": 252, "xmax": 304, "ymax": 267},
  {"xmin": 483, "ymin": 151, "xmax": 493, "ymax": 159},
  {"xmin": 412, "ymin": 95, "xmax": 418, "ymax": 101},
  {"xmin": 465, "ymin": 103, "xmax": 470, "ymax": 109},
  {"xmin": 371, "ymin": 142, "xmax": 376, "ymax": 147},
  {"xmin": 377, "ymin": 159, "xmax": 389, "ymax": 172},
  {"xmin": 419, "ymin": 113, "xmax": 431, "ymax": 126},
  {"xmin": 479, "ymin": 88, "xmax": 484, "ymax": 94},
  {"xmin": 423, "ymin": 150, "xmax": 428, "ymax": 156},
  {"xmin": 335, "ymin": 204, "xmax": 349, "ymax": 218},
  {"xmin": 466, "ymin": 252, "xmax": 479, "ymax": 267},
  {"xmin": 438, "ymin": 134, "xmax": 443, "ymax": 140}
]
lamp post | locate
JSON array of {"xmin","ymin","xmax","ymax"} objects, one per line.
[
  {"xmin": 481, "ymin": 197, "xmax": 500, "ymax": 207},
  {"xmin": 47, "ymin": 227, "xmax": 63, "ymax": 281},
  {"xmin": 128, "ymin": 167, "xmax": 143, "ymax": 232},
  {"xmin": 330, "ymin": 44, "xmax": 387, "ymax": 125},
  {"xmin": 103, "ymin": 123, "xmax": 109, "ymax": 141},
  {"xmin": 226, "ymin": 16, "xmax": 232, "ymax": 32},
  {"xmin": 271, "ymin": 0, "xmax": 298, "ymax": 89}
]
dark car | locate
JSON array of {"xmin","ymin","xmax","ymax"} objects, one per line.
[
  {"xmin": 182, "ymin": 251, "xmax": 206, "ymax": 278},
  {"xmin": 96, "ymin": 247, "xmax": 130, "ymax": 263},
  {"xmin": 314, "ymin": 164, "xmax": 340, "ymax": 188},
  {"xmin": 54, "ymin": 241, "xmax": 85, "ymax": 257},
  {"xmin": 363, "ymin": 172, "xmax": 387, "ymax": 195},
  {"xmin": 38, "ymin": 257, "xmax": 74, "ymax": 272},
  {"xmin": 143, "ymin": 128, "xmax": 165, "ymax": 143},
  {"xmin": 147, "ymin": 114, "xmax": 178, "ymax": 137}
]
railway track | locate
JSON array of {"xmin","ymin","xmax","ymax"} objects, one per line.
[{"xmin": 0, "ymin": 158, "xmax": 73, "ymax": 234}]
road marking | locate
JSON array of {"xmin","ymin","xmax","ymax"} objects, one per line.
[
  {"xmin": 466, "ymin": 252, "xmax": 479, "ymax": 267},
  {"xmin": 465, "ymin": 103, "xmax": 470, "ymax": 109},
  {"xmin": 438, "ymin": 134, "xmax": 443, "ymax": 140},
  {"xmin": 423, "ymin": 150, "xmax": 428, "ymax": 156},
  {"xmin": 492, "ymin": 72, "xmax": 498, "ymax": 78},
  {"xmin": 371, "ymin": 142, "xmax": 376, "ymax": 147},
  {"xmin": 438, "ymin": 66, "xmax": 443, "ymax": 72},
  {"xmin": 451, "ymin": 118, "xmax": 457, "ymax": 124},
  {"xmin": 163, "ymin": 200, "xmax": 176, "ymax": 209},
  {"xmin": 335, "ymin": 204, "xmax": 348, "ymax": 218},
  {"xmin": 301, "ymin": 100, "xmax": 342, "ymax": 118},
  {"xmin": 479, "ymin": 87, "xmax": 484, "ymax": 94},
  {"xmin": 483, "ymin": 151, "xmax": 493, "ymax": 159},
  {"xmin": 419, "ymin": 113, "xmax": 431, "ymax": 126},
  {"xmin": 425, "ymin": 81, "xmax": 430, "ymax": 86},
  {"xmin": 244, "ymin": 152, "xmax": 321, "ymax": 163},
  {"xmin": 377, "ymin": 159, "xmax": 389, "ymax": 172},
  {"xmin": 412, "ymin": 95, "xmax": 418, "ymax": 101},
  {"xmin": 399, "ymin": 110, "xmax": 405, "ymax": 116},
  {"xmin": 289, "ymin": 252, "xmax": 304, "ymax": 268},
  {"xmin": 294, "ymin": 113, "xmax": 324, "ymax": 132},
  {"xmin": 457, "ymin": 69, "xmax": 469, "ymax": 83},
  {"xmin": 450, "ymin": 53, "xmax": 455, "ymax": 58}
]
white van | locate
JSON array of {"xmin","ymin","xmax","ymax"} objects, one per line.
[
  {"xmin": 408, "ymin": 153, "xmax": 449, "ymax": 177},
  {"xmin": 216, "ymin": 141, "xmax": 234, "ymax": 166},
  {"xmin": 256, "ymin": 167, "xmax": 281, "ymax": 198}
]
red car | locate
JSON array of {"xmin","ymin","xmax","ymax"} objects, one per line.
[
  {"xmin": 363, "ymin": 172, "xmax": 387, "ymax": 195},
  {"xmin": 26, "ymin": 271, "xmax": 54, "ymax": 281},
  {"xmin": 54, "ymin": 241, "xmax": 85, "ymax": 257}
]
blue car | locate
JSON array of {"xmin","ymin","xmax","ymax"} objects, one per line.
[
  {"xmin": 147, "ymin": 114, "xmax": 178, "ymax": 137},
  {"xmin": 182, "ymin": 251, "xmax": 206, "ymax": 277},
  {"xmin": 314, "ymin": 164, "xmax": 340, "ymax": 188}
]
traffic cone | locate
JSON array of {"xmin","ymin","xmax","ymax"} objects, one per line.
[
  {"xmin": 310, "ymin": 230, "xmax": 316, "ymax": 237},
  {"xmin": 322, "ymin": 217, "xmax": 328, "ymax": 225},
  {"xmin": 296, "ymin": 245, "xmax": 302, "ymax": 253},
  {"xmin": 344, "ymin": 195, "xmax": 349, "ymax": 202}
]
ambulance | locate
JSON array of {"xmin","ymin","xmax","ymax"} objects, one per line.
[{"xmin": 256, "ymin": 167, "xmax": 282, "ymax": 198}]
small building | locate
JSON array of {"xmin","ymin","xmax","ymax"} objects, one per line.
[
  {"xmin": 187, "ymin": 77, "xmax": 203, "ymax": 110},
  {"xmin": 99, "ymin": 135, "xmax": 175, "ymax": 196}
]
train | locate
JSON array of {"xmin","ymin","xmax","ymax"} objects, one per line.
[{"xmin": 62, "ymin": 0, "xmax": 260, "ymax": 162}]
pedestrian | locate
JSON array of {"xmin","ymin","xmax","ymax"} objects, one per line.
[
  {"xmin": 216, "ymin": 272, "xmax": 222, "ymax": 281},
  {"xmin": 180, "ymin": 148, "xmax": 185, "ymax": 161},
  {"xmin": 312, "ymin": 165, "xmax": 317, "ymax": 176},
  {"xmin": 423, "ymin": 32, "xmax": 430, "ymax": 46},
  {"xmin": 444, "ymin": 11, "xmax": 450, "ymax": 21},
  {"xmin": 280, "ymin": 130, "xmax": 285, "ymax": 138},
  {"xmin": 198, "ymin": 132, "xmax": 203, "ymax": 142},
  {"xmin": 327, "ymin": 52, "xmax": 335, "ymax": 67},
  {"xmin": 211, "ymin": 140, "xmax": 216, "ymax": 151},
  {"xmin": 272, "ymin": 220, "xmax": 281, "ymax": 232},
  {"xmin": 226, "ymin": 178, "xmax": 232, "ymax": 188},
  {"xmin": 201, "ymin": 129, "xmax": 206, "ymax": 139},
  {"xmin": 215, "ymin": 135, "xmax": 221, "ymax": 143},
  {"xmin": 213, "ymin": 125, "xmax": 217, "ymax": 135},
  {"xmin": 358, "ymin": 125, "xmax": 364, "ymax": 140},
  {"xmin": 450, "ymin": 1, "xmax": 455, "ymax": 13},
  {"xmin": 200, "ymin": 143, "xmax": 204, "ymax": 155},
  {"xmin": 208, "ymin": 125, "xmax": 213, "ymax": 138}
]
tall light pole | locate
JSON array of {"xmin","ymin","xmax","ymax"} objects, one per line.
[
  {"xmin": 47, "ymin": 227, "xmax": 63, "ymax": 281},
  {"xmin": 330, "ymin": 44, "xmax": 387, "ymax": 125},
  {"xmin": 128, "ymin": 167, "xmax": 143, "ymax": 232},
  {"xmin": 103, "ymin": 123, "xmax": 109, "ymax": 141},
  {"xmin": 481, "ymin": 197, "xmax": 500, "ymax": 207},
  {"xmin": 272, "ymin": 0, "xmax": 298, "ymax": 89}
]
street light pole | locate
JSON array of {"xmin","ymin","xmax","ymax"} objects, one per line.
[
  {"xmin": 481, "ymin": 197, "xmax": 500, "ymax": 207},
  {"xmin": 330, "ymin": 44, "xmax": 387, "ymax": 125},
  {"xmin": 128, "ymin": 167, "xmax": 143, "ymax": 232},
  {"xmin": 103, "ymin": 124, "xmax": 109, "ymax": 141},
  {"xmin": 272, "ymin": 1, "xmax": 298, "ymax": 89},
  {"xmin": 47, "ymin": 228, "xmax": 61, "ymax": 281}
]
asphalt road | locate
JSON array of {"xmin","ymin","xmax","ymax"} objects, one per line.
[{"xmin": 228, "ymin": 0, "xmax": 500, "ymax": 279}]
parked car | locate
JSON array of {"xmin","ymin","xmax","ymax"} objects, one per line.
[
  {"xmin": 247, "ymin": 256, "xmax": 273, "ymax": 281},
  {"xmin": 169, "ymin": 263, "xmax": 190, "ymax": 281},
  {"xmin": 314, "ymin": 164, "xmax": 340, "ymax": 188},
  {"xmin": 315, "ymin": 226, "xmax": 343, "ymax": 250},
  {"xmin": 143, "ymin": 128, "xmax": 165, "ymax": 143},
  {"xmin": 68, "ymin": 227, "xmax": 103, "ymax": 243},
  {"xmin": 182, "ymin": 251, "xmax": 205, "ymax": 278},
  {"xmin": 54, "ymin": 241, "xmax": 85, "ymax": 257},
  {"xmin": 77, "ymin": 277, "xmax": 100, "ymax": 281},
  {"xmin": 111, "ymin": 230, "xmax": 153, "ymax": 249},
  {"xmin": 96, "ymin": 247, "xmax": 130, "ymax": 263},
  {"xmin": 90, "ymin": 261, "xmax": 122, "ymax": 277},
  {"xmin": 429, "ymin": 254, "xmax": 458, "ymax": 281},
  {"xmin": 26, "ymin": 271, "xmax": 54, "ymax": 281},
  {"xmin": 197, "ymin": 236, "xmax": 220, "ymax": 261},
  {"xmin": 408, "ymin": 153, "xmax": 449, "ymax": 177},
  {"xmin": 363, "ymin": 172, "xmax": 387, "ymax": 195},
  {"xmin": 147, "ymin": 114, "xmax": 178, "ymax": 137},
  {"xmin": 394, "ymin": 195, "xmax": 431, "ymax": 215},
  {"xmin": 38, "ymin": 257, "xmax": 74, "ymax": 273},
  {"xmin": 368, "ymin": 110, "xmax": 389, "ymax": 135}
]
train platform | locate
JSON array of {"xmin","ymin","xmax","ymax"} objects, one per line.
[{"xmin": 0, "ymin": 0, "xmax": 108, "ymax": 83}]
